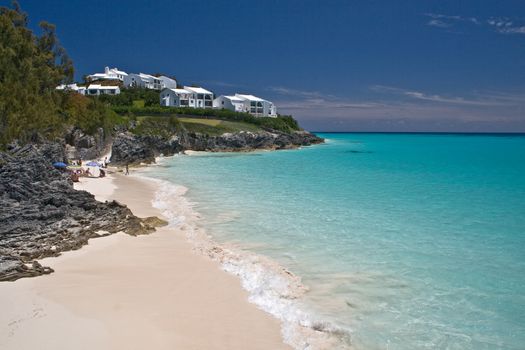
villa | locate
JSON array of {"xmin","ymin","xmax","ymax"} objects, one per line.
[
  {"xmin": 85, "ymin": 84, "xmax": 121, "ymax": 96},
  {"xmin": 87, "ymin": 66, "xmax": 127, "ymax": 82},
  {"xmin": 213, "ymin": 94, "xmax": 277, "ymax": 117},
  {"xmin": 160, "ymin": 86, "xmax": 214, "ymax": 108}
]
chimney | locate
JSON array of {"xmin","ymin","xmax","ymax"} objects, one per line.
[{"xmin": 105, "ymin": 66, "xmax": 110, "ymax": 74}]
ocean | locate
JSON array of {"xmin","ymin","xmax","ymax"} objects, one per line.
[{"xmin": 140, "ymin": 133, "xmax": 525, "ymax": 349}]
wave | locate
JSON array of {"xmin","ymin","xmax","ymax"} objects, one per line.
[{"xmin": 135, "ymin": 168, "xmax": 354, "ymax": 350}]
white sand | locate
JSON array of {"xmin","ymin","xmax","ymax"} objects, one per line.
[{"xmin": 0, "ymin": 172, "xmax": 289, "ymax": 350}]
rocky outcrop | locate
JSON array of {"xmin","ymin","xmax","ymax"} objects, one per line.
[
  {"xmin": 0, "ymin": 143, "xmax": 166, "ymax": 282},
  {"xmin": 64, "ymin": 127, "xmax": 110, "ymax": 161},
  {"xmin": 111, "ymin": 133, "xmax": 183, "ymax": 165},
  {"xmin": 111, "ymin": 129, "xmax": 323, "ymax": 165}
]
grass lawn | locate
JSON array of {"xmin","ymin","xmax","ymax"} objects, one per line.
[
  {"xmin": 180, "ymin": 118, "xmax": 261, "ymax": 135},
  {"xmin": 136, "ymin": 116, "xmax": 262, "ymax": 136}
]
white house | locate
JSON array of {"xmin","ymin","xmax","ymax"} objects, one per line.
[
  {"xmin": 123, "ymin": 73, "xmax": 163, "ymax": 90},
  {"xmin": 212, "ymin": 95, "xmax": 246, "ymax": 113},
  {"xmin": 213, "ymin": 94, "xmax": 277, "ymax": 117},
  {"xmin": 86, "ymin": 84, "xmax": 121, "ymax": 96},
  {"xmin": 87, "ymin": 67, "xmax": 127, "ymax": 82},
  {"xmin": 160, "ymin": 86, "xmax": 214, "ymax": 108},
  {"xmin": 160, "ymin": 88, "xmax": 192, "ymax": 107},
  {"xmin": 184, "ymin": 86, "xmax": 214, "ymax": 108}
]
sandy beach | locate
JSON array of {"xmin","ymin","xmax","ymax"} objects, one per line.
[{"xmin": 0, "ymin": 171, "xmax": 289, "ymax": 350}]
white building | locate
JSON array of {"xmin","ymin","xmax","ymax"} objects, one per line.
[
  {"xmin": 123, "ymin": 73, "xmax": 163, "ymax": 90},
  {"xmin": 160, "ymin": 86, "xmax": 214, "ymax": 108},
  {"xmin": 56, "ymin": 83, "xmax": 86, "ymax": 95},
  {"xmin": 158, "ymin": 76, "xmax": 177, "ymax": 89},
  {"xmin": 86, "ymin": 84, "xmax": 121, "ymax": 96},
  {"xmin": 160, "ymin": 88, "xmax": 192, "ymax": 107},
  {"xmin": 213, "ymin": 94, "xmax": 277, "ymax": 117},
  {"xmin": 87, "ymin": 67, "xmax": 127, "ymax": 82}
]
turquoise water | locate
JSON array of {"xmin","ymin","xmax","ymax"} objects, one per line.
[{"xmin": 146, "ymin": 133, "xmax": 525, "ymax": 349}]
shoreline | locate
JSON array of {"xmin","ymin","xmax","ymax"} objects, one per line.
[
  {"xmin": 0, "ymin": 171, "xmax": 290, "ymax": 349},
  {"xmin": 135, "ymin": 156, "xmax": 349, "ymax": 349}
]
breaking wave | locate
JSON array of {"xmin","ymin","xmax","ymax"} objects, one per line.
[{"xmin": 135, "ymin": 171, "xmax": 354, "ymax": 349}]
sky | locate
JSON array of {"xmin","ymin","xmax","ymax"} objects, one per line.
[{"xmin": 8, "ymin": 0, "xmax": 525, "ymax": 132}]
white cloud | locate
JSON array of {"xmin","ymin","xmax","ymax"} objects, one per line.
[
  {"xmin": 371, "ymin": 85, "xmax": 517, "ymax": 107},
  {"xmin": 427, "ymin": 19, "xmax": 451, "ymax": 28},
  {"xmin": 425, "ymin": 13, "xmax": 525, "ymax": 36}
]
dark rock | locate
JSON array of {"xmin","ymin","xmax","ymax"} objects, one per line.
[
  {"xmin": 110, "ymin": 129, "xmax": 324, "ymax": 165},
  {"xmin": 0, "ymin": 144, "xmax": 160, "ymax": 282},
  {"xmin": 63, "ymin": 127, "xmax": 110, "ymax": 161}
]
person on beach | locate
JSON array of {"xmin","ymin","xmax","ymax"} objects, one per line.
[
  {"xmin": 103, "ymin": 157, "xmax": 108, "ymax": 168},
  {"xmin": 125, "ymin": 163, "xmax": 129, "ymax": 175},
  {"xmin": 99, "ymin": 168, "xmax": 106, "ymax": 178}
]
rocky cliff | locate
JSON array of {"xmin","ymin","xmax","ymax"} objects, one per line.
[
  {"xmin": 0, "ymin": 143, "xmax": 165, "ymax": 281},
  {"xmin": 111, "ymin": 129, "xmax": 323, "ymax": 165}
]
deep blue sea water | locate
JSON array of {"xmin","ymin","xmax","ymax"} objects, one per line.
[{"xmin": 144, "ymin": 133, "xmax": 525, "ymax": 349}]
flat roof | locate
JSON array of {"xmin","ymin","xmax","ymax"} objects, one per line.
[{"xmin": 87, "ymin": 84, "xmax": 119, "ymax": 89}]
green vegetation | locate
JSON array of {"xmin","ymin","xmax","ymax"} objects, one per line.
[
  {"xmin": 178, "ymin": 118, "xmax": 261, "ymax": 135},
  {"xmin": 132, "ymin": 116, "xmax": 181, "ymax": 138},
  {"xmin": 0, "ymin": 3, "xmax": 124, "ymax": 147},
  {"xmin": 109, "ymin": 105, "xmax": 301, "ymax": 133},
  {"xmin": 97, "ymin": 88, "xmax": 159, "ymax": 107}
]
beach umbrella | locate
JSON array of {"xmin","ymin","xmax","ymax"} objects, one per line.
[
  {"xmin": 86, "ymin": 161, "xmax": 100, "ymax": 167},
  {"xmin": 52, "ymin": 162, "xmax": 67, "ymax": 169}
]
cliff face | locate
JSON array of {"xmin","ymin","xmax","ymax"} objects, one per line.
[
  {"xmin": 111, "ymin": 129, "xmax": 324, "ymax": 164},
  {"xmin": 0, "ymin": 143, "xmax": 165, "ymax": 281}
]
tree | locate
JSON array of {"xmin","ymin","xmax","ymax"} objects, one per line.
[{"xmin": 0, "ymin": 2, "xmax": 74, "ymax": 146}]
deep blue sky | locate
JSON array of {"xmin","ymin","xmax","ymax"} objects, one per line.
[{"xmin": 8, "ymin": 0, "xmax": 525, "ymax": 131}]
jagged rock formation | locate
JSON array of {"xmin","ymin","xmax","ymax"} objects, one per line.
[
  {"xmin": 0, "ymin": 143, "xmax": 166, "ymax": 281},
  {"xmin": 64, "ymin": 127, "xmax": 110, "ymax": 161},
  {"xmin": 111, "ymin": 129, "xmax": 324, "ymax": 165}
]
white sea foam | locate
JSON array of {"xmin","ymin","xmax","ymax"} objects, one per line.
[{"xmin": 134, "ymin": 169, "xmax": 354, "ymax": 349}]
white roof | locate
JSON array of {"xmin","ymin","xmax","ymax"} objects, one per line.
[
  {"xmin": 167, "ymin": 88, "xmax": 191, "ymax": 94},
  {"xmin": 88, "ymin": 84, "xmax": 119, "ymax": 90},
  {"xmin": 138, "ymin": 73, "xmax": 159, "ymax": 80},
  {"xmin": 88, "ymin": 73, "xmax": 107, "ymax": 78},
  {"xmin": 109, "ymin": 68, "xmax": 127, "ymax": 75},
  {"xmin": 159, "ymin": 75, "xmax": 176, "ymax": 82},
  {"xmin": 184, "ymin": 86, "xmax": 213, "ymax": 94},
  {"xmin": 223, "ymin": 95, "xmax": 244, "ymax": 102},
  {"xmin": 235, "ymin": 94, "xmax": 265, "ymax": 102}
]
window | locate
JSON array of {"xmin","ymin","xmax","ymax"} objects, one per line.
[
  {"xmin": 257, "ymin": 102, "xmax": 263, "ymax": 107},
  {"xmin": 197, "ymin": 94, "xmax": 204, "ymax": 99},
  {"xmin": 250, "ymin": 101, "xmax": 256, "ymax": 107}
]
